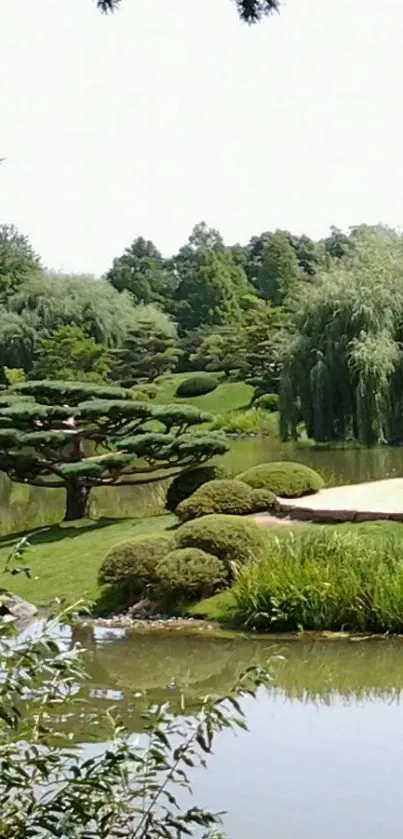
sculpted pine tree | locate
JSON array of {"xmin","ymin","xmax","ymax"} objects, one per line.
[
  {"xmin": 0, "ymin": 381, "xmax": 228, "ymax": 521},
  {"xmin": 112, "ymin": 305, "xmax": 180, "ymax": 385}
]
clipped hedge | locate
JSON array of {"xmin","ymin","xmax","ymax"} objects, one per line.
[
  {"xmin": 251, "ymin": 488, "xmax": 280, "ymax": 511},
  {"xmin": 156, "ymin": 548, "xmax": 228, "ymax": 600},
  {"xmin": 166, "ymin": 464, "xmax": 228, "ymax": 512},
  {"xmin": 253, "ymin": 393, "xmax": 279, "ymax": 412},
  {"xmin": 98, "ymin": 534, "xmax": 172, "ymax": 599},
  {"xmin": 176, "ymin": 374, "xmax": 220, "ymax": 398},
  {"xmin": 176, "ymin": 479, "xmax": 278, "ymax": 522},
  {"xmin": 238, "ymin": 461, "xmax": 324, "ymax": 498},
  {"xmin": 174, "ymin": 514, "xmax": 266, "ymax": 569}
]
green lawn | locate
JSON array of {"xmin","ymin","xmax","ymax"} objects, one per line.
[
  {"xmin": 1, "ymin": 514, "xmax": 175, "ymax": 609},
  {"xmin": 155, "ymin": 373, "xmax": 254, "ymax": 414}
]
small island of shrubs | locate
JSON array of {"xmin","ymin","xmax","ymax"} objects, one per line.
[
  {"xmin": 98, "ymin": 460, "xmax": 323, "ymax": 615},
  {"xmin": 96, "ymin": 457, "xmax": 403, "ymax": 636}
]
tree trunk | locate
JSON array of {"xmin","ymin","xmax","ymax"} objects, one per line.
[{"xmin": 64, "ymin": 481, "xmax": 90, "ymax": 521}]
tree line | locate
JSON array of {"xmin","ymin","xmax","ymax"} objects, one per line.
[
  {"xmin": 0, "ymin": 220, "xmax": 347, "ymax": 389},
  {"xmin": 1, "ymin": 220, "xmax": 403, "ymax": 450}
]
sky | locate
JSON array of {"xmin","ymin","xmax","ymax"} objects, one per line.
[{"xmin": 1, "ymin": 0, "xmax": 403, "ymax": 275}]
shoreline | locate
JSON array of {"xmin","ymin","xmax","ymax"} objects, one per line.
[{"xmin": 75, "ymin": 614, "xmax": 403, "ymax": 643}]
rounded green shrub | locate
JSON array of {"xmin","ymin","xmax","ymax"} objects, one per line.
[
  {"xmin": 176, "ymin": 479, "xmax": 278, "ymax": 522},
  {"xmin": 129, "ymin": 383, "xmax": 159, "ymax": 400},
  {"xmin": 176, "ymin": 374, "xmax": 220, "ymax": 398},
  {"xmin": 98, "ymin": 535, "xmax": 172, "ymax": 598},
  {"xmin": 174, "ymin": 514, "xmax": 266, "ymax": 568},
  {"xmin": 156, "ymin": 548, "xmax": 228, "ymax": 600},
  {"xmin": 253, "ymin": 393, "xmax": 279, "ymax": 412},
  {"xmin": 238, "ymin": 461, "xmax": 324, "ymax": 498},
  {"xmin": 250, "ymin": 488, "xmax": 279, "ymax": 512},
  {"xmin": 166, "ymin": 464, "xmax": 228, "ymax": 512}
]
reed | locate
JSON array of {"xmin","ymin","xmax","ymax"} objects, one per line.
[{"xmin": 231, "ymin": 527, "xmax": 403, "ymax": 633}]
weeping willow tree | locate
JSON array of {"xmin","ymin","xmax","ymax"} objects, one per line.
[{"xmin": 280, "ymin": 226, "xmax": 403, "ymax": 445}]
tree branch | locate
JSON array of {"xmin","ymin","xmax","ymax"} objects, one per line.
[{"xmin": 19, "ymin": 478, "xmax": 66, "ymax": 489}]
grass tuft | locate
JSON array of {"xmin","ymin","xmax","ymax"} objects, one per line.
[{"xmin": 230, "ymin": 525, "xmax": 403, "ymax": 633}]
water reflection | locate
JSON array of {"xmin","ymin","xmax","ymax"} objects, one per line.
[
  {"xmin": 222, "ymin": 438, "xmax": 403, "ymax": 485},
  {"xmin": 23, "ymin": 624, "xmax": 403, "ymax": 839},
  {"xmin": 3, "ymin": 440, "xmax": 403, "ymax": 536},
  {"xmin": 68, "ymin": 626, "xmax": 403, "ymax": 727}
]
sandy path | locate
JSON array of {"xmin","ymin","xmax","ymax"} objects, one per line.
[{"xmin": 276, "ymin": 477, "xmax": 403, "ymax": 522}]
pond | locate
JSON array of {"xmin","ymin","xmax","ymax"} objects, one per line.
[
  {"xmin": 222, "ymin": 438, "xmax": 403, "ymax": 485},
  {"xmin": 67, "ymin": 627, "xmax": 403, "ymax": 839},
  {"xmin": 2, "ymin": 439, "xmax": 403, "ymax": 536}
]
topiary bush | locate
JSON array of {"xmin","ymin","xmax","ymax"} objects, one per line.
[
  {"xmin": 174, "ymin": 514, "xmax": 266, "ymax": 569},
  {"xmin": 156, "ymin": 548, "xmax": 228, "ymax": 600},
  {"xmin": 250, "ymin": 488, "xmax": 279, "ymax": 512},
  {"xmin": 253, "ymin": 393, "xmax": 279, "ymax": 412},
  {"xmin": 129, "ymin": 383, "xmax": 159, "ymax": 400},
  {"xmin": 176, "ymin": 479, "xmax": 278, "ymax": 522},
  {"xmin": 176, "ymin": 374, "xmax": 220, "ymax": 398},
  {"xmin": 98, "ymin": 534, "xmax": 172, "ymax": 600},
  {"xmin": 238, "ymin": 461, "xmax": 324, "ymax": 498},
  {"xmin": 166, "ymin": 464, "xmax": 229, "ymax": 512}
]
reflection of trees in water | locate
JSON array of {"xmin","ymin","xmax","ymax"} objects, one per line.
[{"xmin": 66, "ymin": 629, "xmax": 403, "ymax": 739}]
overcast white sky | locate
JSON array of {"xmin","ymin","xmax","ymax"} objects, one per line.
[{"xmin": 1, "ymin": 0, "xmax": 403, "ymax": 274}]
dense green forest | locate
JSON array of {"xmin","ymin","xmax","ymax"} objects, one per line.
[{"xmin": 1, "ymin": 221, "xmax": 402, "ymax": 447}]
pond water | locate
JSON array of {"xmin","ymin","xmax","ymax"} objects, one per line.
[
  {"xmin": 67, "ymin": 626, "xmax": 403, "ymax": 839},
  {"xmin": 222, "ymin": 438, "xmax": 403, "ymax": 486},
  {"xmin": 3, "ymin": 439, "xmax": 403, "ymax": 536}
]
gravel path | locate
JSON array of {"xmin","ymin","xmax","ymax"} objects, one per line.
[{"xmin": 252, "ymin": 513, "xmax": 295, "ymax": 527}]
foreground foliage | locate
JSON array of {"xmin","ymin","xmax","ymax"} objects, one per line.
[
  {"xmin": 231, "ymin": 527, "xmax": 403, "ymax": 633},
  {"xmin": 0, "ymin": 601, "xmax": 272, "ymax": 838}
]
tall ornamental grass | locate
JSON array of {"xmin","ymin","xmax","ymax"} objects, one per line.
[{"xmin": 231, "ymin": 528, "xmax": 403, "ymax": 633}]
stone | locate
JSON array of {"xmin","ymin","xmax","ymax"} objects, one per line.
[
  {"xmin": 354, "ymin": 511, "xmax": 390, "ymax": 523},
  {"xmin": 0, "ymin": 594, "xmax": 37, "ymax": 625}
]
